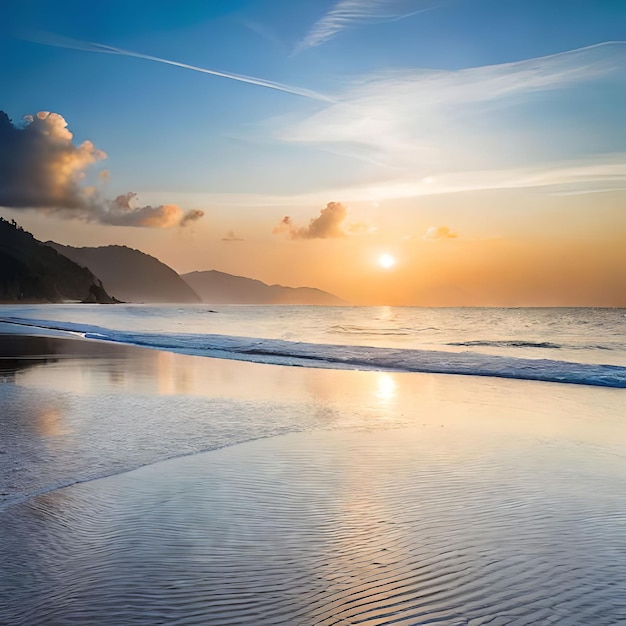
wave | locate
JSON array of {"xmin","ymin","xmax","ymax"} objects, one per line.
[
  {"xmin": 328, "ymin": 324, "xmax": 442, "ymax": 336},
  {"xmin": 449, "ymin": 339, "xmax": 562, "ymax": 349},
  {"xmin": 448, "ymin": 339, "xmax": 614, "ymax": 350},
  {"xmin": 2, "ymin": 316, "xmax": 626, "ymax": 388},
  {"xmin": 327, "ymin": 324, "xmax": 413, "ymax": 336}
]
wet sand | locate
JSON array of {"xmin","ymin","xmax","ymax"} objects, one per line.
[{"xmin": 1, "ymin": 333, "xmax": 625, "ymax": 624}]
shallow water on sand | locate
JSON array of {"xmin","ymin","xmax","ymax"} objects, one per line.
[
  {"xmin": 1, "ymin": 336, "xmax": 626, "ymax": 624},
  {"xmin": 2, "ymin": 429, "xmax": 626, "ymax": 625}
]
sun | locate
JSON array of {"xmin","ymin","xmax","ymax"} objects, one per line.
[{"xmin": 378, "ymin": 253, "xmax": 396, "ymax": 269}]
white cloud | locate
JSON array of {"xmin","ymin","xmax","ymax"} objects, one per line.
[
  {"xmin": 296, "ymin": 0, "xmax": 435, "ymax": 52},
  {"xmin": 0, "ymin": 111, "xmax": 204, "ymax": 228},
  {"xmin": 283, "ymin": 42, "xmax": 626, "ymax": 171}
]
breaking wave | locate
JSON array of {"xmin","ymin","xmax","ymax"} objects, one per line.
[
  {"xmin": 2, "ymin": 315, "xmax": 626, "ymax": 388},
  {"xmin": 447, "ymin": 339, "xmax": 614, "ymax": 350}
]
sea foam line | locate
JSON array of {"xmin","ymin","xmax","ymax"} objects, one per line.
[{"xmin": 1, "ymin": 316, "xmax": 625, "ymax": 388}]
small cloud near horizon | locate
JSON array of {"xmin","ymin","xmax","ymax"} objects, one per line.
[
  {"xmin": 0, "ymin": 111, "xmax": 204, "ymax": 228},
  {"xmin": 423, "ymin": 225, "xmax": 457, "ymax": 240},
  {"xmin": 273, "ymin": 202, "xmax": 349, "ymax": 239},
  {"xmin": 222, "ymin": 229, "xmax": 244, "ymax": 241}
]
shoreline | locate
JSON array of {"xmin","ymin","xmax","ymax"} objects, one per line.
[
  {"xmin": 0, "ymin": 328, "xmax": 156, "ymax": 359},
  {"xmin": 2, "ymin": 317, "xmax": 626, "ymax": 388},
  {"xmin": 2, "ymin": 328, "xmax": 624, "ymax": 503},
  {"xmin": 2, "ymin": 330, "xmax": 626, "ymax": 623}
]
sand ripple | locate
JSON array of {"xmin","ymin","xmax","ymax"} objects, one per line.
[{"xmin": 1, "ymin": 429, "xmax": 625, "ymax": 625}]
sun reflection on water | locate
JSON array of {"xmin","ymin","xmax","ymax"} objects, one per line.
[{"xmin": 374, "ymin": 372, "xmax": 397, "ymax": 405}]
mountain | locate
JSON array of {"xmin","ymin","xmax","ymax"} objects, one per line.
[
  {"xmin": 47, "ymin": 243, "xmax": 201, "ymax": 304},
  {"xmin": 182, "ymin": 270, "xmax": 346, "ymax": 305},
  {"xmin": 0, "ymin": 218, "xmax": 116, "ymax": 303}
]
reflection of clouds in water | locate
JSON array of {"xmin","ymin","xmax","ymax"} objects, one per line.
[{"xmin": 36, "ymin": 408, "xmax": 69, "ymax": 437}]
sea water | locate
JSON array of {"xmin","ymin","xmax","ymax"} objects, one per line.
[
  {"xmin": 1, "ymin": 306, "xmax": 626, "ymax": 624},
  {"xmin": 1, "ymin": 304, "xmax": 625, "ymax": 386}
]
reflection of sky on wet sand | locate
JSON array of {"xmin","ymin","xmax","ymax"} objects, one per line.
[
  {"xmin": 6, "ymin": 335, "xmax": 626, "ymax": 445},
  {"xmin": 2, "ymin": 335, "xmax": 626, "ymax": 622},
  {"xmin": 1, "ymin": 334, "xmax": 625, "ymax": 506},
  {"xmin": 3, "ymin": 426, "xmax": 625, "ymax": 624},
  {"xmin": 33, "ymin": 408, "xmax": 69, "ymax": 437}
]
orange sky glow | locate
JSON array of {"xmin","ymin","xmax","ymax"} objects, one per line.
[{"xmin": 2, "ymin": 7, "xmax": 625, "ymax": 306}]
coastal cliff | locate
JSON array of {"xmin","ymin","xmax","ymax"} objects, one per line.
[{"xmin": 0, "ymin": 218, "xmax": 117, "ymax": 303}]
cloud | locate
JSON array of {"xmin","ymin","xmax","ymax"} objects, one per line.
[
  {"xmin": 296, "ymin": 0, "xmax": 434, "ymax": 52},
  {"xmin": 29, "ymin": 32, "xmax": 334, "ymax": 103},
  {"xmin": 0, "ymin": 111, "xmax": 106, "ymax": 210},
  {"xmin": 273, "ymin": 202, "xmax": 349, "ymax": 239},
  {"xmin": 222, "ymin": 229, "xmax": 244, "ymax": 241},
  {"xmin": 139, "ymin": 153, "xmax": 626, "ymax": 211},
  {"xmin": 423, "ymin": 225, "xmax": 457, "ymax": 240},
  {"xmin": 180, "ymin": 209, "xmax": 205, "ymax": 226},
  {"xmin": 102, "ymin": 193, "xmax": 204, "ymax": 228},
  {"xmin": 0, "ymin": 111, "xmax": 203, "ymax": 228},
  {"xmin": 347, "ymin": 221, "xmax": 376, "ymax": 234},
  {"xmin": 283, "ymin": 42, "xmax": 626, "ymax": 170}
]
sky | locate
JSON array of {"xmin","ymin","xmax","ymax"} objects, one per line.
[{"xmin": 1, "ymin": 0, "xmax": 625, "ymax": 306}]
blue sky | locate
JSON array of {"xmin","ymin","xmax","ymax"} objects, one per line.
[
  {"xmin": 2, "ymin": 0, "xmax": 623, "ymax": 196},
  {"xmin": 1, "ymin": 0, "xmax": 625, "ymax": 304}
]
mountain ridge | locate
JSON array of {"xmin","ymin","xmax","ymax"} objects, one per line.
[
  {"xmin": 183, "ymin": 269, "xmax": 346, "ymax": 305},
  {"xmin": 47, "ymin": 243, "xmax": 201, "ymax": 304},
  {"xmin": 0, "ymin": 222, "xmax": 345, "ymax": 305}
]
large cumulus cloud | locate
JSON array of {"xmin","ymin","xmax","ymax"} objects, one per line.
[{"xmin": 0, "ymin": 111, "xmax": 203, "ymax": 228}]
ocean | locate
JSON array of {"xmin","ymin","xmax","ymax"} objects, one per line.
[
  {"xmin": 1, "ymin": 305, "xmax": 625, "ymax": 624},
  {"xmin": 1, "ymin": 304, "xmax": 626, "ymax": 386}
]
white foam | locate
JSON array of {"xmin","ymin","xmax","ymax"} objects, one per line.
[{"xmin": 2, "ymin": 315, "xmax": 625, "ymax": 388}]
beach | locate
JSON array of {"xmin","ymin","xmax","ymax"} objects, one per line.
[
  {"xmin": 1, "ymin": 331, "xmax": 626, "ymax": 624},
  {"xmin": 3, "ymin": 0, "xmax": 625, "ymax": 621}
]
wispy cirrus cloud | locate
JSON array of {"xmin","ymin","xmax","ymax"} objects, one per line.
[
  {"xmin": 286, "ymin": 42, "xmax": 626, "ymax": 166},
  {"xmin": 296, "ymin": 0, "xmax": 437, "ymax": 52},
  {"xmin": 142, "ymin": 153, "xmax": 626, "ymax": 210},
  {"xmin": 277, "ymin": 42, "xmax": 626, "ymax": 185},
  {"xmin": 28, "ymin": 32, "xmax": 335, "ymax": 103}
]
